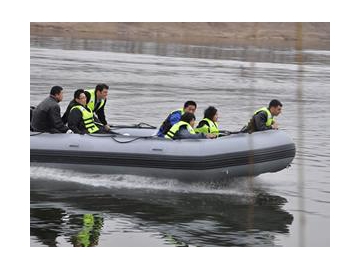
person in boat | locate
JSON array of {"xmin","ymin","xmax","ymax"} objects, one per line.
[
  {"xmin": 31, "ymin": 86, "xmax": 71, "ymax": 133},
  {"xmin": 165, "ymin": 112, "xmax": 216, "ymax": 140},
  {"xmin": 62, "ymin": 90, "xmax": 83, "ymax": 124},
  {"xmin": 241, "ymin": 99, "xmax": 283, "ymax": 133},
  {"xmin": 84, "ymin": 83, "xmax": 110, "ymax": 131},
  {"xmin": 157, "ymin": 100, "xmax": 197, "ymax": 137},
  {"xmin": 67, "ymin": 89, "xmax": 110, "ymax": 134},
  {"xmin": 62, "ymin": 87, "xmax": 103, "ymax": 125},
  {"xmin": 195, "ymin": 106, "xmax": 219, "ymax": 136}
]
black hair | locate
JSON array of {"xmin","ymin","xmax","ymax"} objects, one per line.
[
  {"xmin": 180, "ymin": 112, "xmax": 196, "ymax": 123},
  {"xmin": 269, "ymin": 99, "xmax": 283, "ymax": 108},
  {"xmin": 50, "ymin": 86, "xmax": 63, "ymax": 96},
  {"xmin": 95, "ymin": 83, "xmax": 109, "ymax": 92},
  {"xmin": 74, "ymin": 89, "xmax": 85, "ymax": 99},
  {"xmin": 183, "ymin": 100, "xmax": 197, "ymax": 109},
  {"xmin": 204, "ymin": 106, "xmax": 218, "ymax": 121}
]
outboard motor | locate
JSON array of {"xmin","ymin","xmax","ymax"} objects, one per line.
[{"xmin": 30, "ymin": 106, "xmax": 35, "ymax": 131}]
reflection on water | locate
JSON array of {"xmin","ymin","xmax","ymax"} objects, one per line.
[
  {"xmin": 31, "ymin": 208, "xmax": 103, "ymax": 247},
  {"xmin": 30, "ymin": 34, "xmax": 330, "ymax": 246},
  {"xmin": 71, "ymin": 214, "xmax": 103, "ymax": 247},
  {"xmin": 31, "ymin": 177, "xmax": 293, "ymax": 247}
]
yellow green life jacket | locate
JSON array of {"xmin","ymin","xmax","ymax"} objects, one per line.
[
  {"xmin": 71, "ymin": 105, "xmax": 99, "ymax": 134},
  {"xmin": 165, "ymin": 121, "xmax": 195, "ymax": 139},
  {"xmin": 85, "ymin": 89, "xmax": 105, "ymax": 112},
  {"xmin": 173, "ymin": 108, "xmax": 185, "ymax": 115},
  {"xmin": 254, "ymin": 107, "xmax": 274, "ymax": 127},
  {"xmin": 195, "ymin": 118, "xmax": 219, "ymax": 135}
]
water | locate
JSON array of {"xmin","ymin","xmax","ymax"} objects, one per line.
[{"xmin": 30, "ymin": 36, "xmax": 330, "ymax": 246}]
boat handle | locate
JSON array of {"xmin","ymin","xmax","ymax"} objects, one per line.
[{"xmin": 69, "ymin": 144, "xmax": 79, "ymax": 148}]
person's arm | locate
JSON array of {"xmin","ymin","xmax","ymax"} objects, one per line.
[
  {"xmin": 95, "ymin": 100, "xmax": 107, "ymax": 125},
  {"xmin": 176, "ymin": 126, "xmax": 207, "ymax": 139},
  {"xmin": 169, "ymin": 111, "xmax": 181, "ymax": 126},
  {"xmin": 68, "ymin": 109, "xmax": 85, "ymax": 134},
  {"xmin": 254, "ymin": 112, "xmax": 272, "ymax": 131},
  {"xmin": 93, "ymin": 115, "xmax": 101, "ymax": 125},
  {"xmin": 61, "ymin": 101, "xmax": 74, "ymax": 124},
  {"xmin": 50, "ymin": 105, "xmax": 69, "ymax": 133}
]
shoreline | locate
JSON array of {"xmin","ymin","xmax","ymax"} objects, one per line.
[{"xmin": 30, "ymin": 22, "xmax": 330, "ymax": 51}]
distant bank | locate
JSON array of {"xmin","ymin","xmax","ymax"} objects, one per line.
[{"xmin": 30, "ymin": 22, "xmax": 329, "ymax": 50}]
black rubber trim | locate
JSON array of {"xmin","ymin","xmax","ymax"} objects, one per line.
[{"xmin": 30, "ymin": 143, "xmax": 295, "ymax": 170}]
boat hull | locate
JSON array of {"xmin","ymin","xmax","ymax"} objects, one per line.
[{"xmin": 30, "ymin": 128, "xmax": 296, "ymax": 180}]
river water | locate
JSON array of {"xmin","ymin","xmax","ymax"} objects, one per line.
[{"xmin": 30, "ymin": 36, "xmax": 330, "ymax": 247}]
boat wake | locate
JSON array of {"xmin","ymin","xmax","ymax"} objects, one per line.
[{"xmin": 30, "ymin": 166, "xmax": 260, "ymax": 197}]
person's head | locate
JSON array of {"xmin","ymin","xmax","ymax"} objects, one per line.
[
  {"xmin": 204, "ymin": 106, "xmax": 218, "ymax": 122},
  {"xmin": 95, "ymin": 83, "xmax": 109, "ymax": 100},
  {"xmin": 50, "ymin": 86, "xmax": 63, "ymax": 102},
  {"xmin": 268, "ymin": 99, "xmax": 283, "ymax": 116},
  {"xmin": 183, "ymin": 100, "xmax": 197, "ymax": 114},
  {"xmin": 74, "ymin": 89, "xmax": 87, "ymax": 106},
  {"xmin": 181, "ymin": 112, "xmax": 196, "ymax": 127}
]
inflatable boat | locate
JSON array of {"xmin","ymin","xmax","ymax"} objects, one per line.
[{"xmin": 30, "ymin": 125, "xmax": 296, "ymax": 181}]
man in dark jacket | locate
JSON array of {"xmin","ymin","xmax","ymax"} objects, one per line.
[
  {"xmin": 241, "ymin": 99, "xmax": 283, "ymax": 133},
  {"xmin": 31, "ymin": 86, "xmax": 70, "ymax": 133}
]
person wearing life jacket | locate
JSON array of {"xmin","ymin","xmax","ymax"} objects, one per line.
[
  {"xmin": 165, "ymin": 112, "xmax": 216, "ymax": 140},
  {"xmin": 84, "ymin": 83, "xmax": 110, "ymax": 131},
  {"xmin": 62, "ymin": 89, "xmax": 84, "ymax": 125},
  {"xmin": 31, "ymin": 86, "xmax": 71, "ymax": 133},
  {"xmin": 157, "ymin": 101, "xmax": 197, "ymax": 137},
  {"xmin": 241, "ymin": 99, "xmax": 283, "ymax": 133},
  {"xmin": 195, "ymin": 106, "xmax": 220, "ymax": 136},
  {"xmin": 67, "ymin": 89, "xmax": 106, "ymax": 134}
]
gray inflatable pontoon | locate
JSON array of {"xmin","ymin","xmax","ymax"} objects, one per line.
[{"xmin": 30, "ymin": 126, "xmax": 296, "ymax": 181}]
